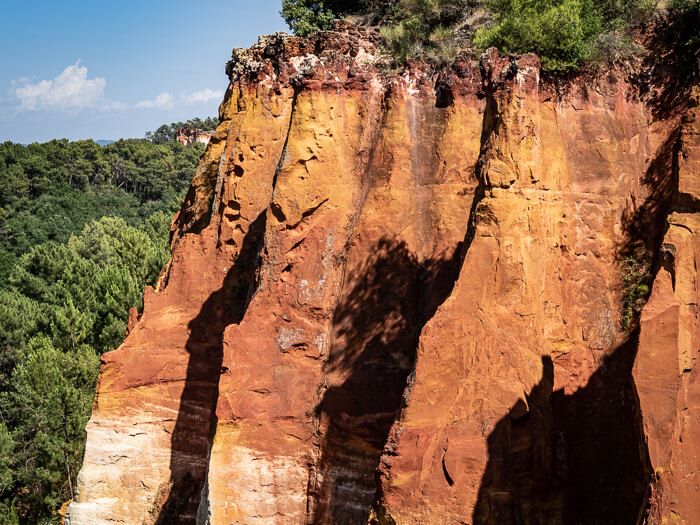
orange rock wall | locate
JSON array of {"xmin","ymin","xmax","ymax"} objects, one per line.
[
  {"xmin": 636, "ymin": 88, "xmax": 700, "ymax": 524},
  {"xmin": 70, "ymin": 27, "xmax": 697, "ymax": 525},
  {"xmin": 378, "ymin": 50, "xmax": 672, "ymax": 525}
]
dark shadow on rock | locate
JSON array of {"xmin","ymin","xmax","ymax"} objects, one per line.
[
  {"xmin": 552, "ymin": 331, "xmax": 651, "ymax": 525},
  {"xmin": 311, "ymin": 237, "xmax": 462, "ymax": 525},
  {"xmin": 473, "ymin": 335, "xmax": 651, "ymax": 524},
  {"xmin": 632, "ymin": 11, "xmax": 698, "ymax": 123},
  {"xmin": 619, "ymin": 128, "xmax": 679, "ymax": 261},
  {"xmin": 472, "ymin": 122, "xmax": 674, "ymax": 522},
  {"xmin": 472, "ymin": 356, "xmax": 557, "ymax": 525},
  {"xmin": 155, "ymin": 212, "xmax": 267, "ymax": 525},
  {"xmin": 618, "ymin": 123, "xmax": 680, "ymax": 330}
]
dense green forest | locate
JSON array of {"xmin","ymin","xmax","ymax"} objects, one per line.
[
  {"xmin": 282, "ymin": 0, "xmax": 699, "ymax": 72},
  {"xmin": 0, "ymin": 136, "xmax": 205, "ymax": 523}
]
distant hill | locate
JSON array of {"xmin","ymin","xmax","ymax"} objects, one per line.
[{"xmin": 96, "ymin": 139, "xmax": 115, "ymax": 146}]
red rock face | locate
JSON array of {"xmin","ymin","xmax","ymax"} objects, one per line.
[
  {"xmin": 635, "ymin": 87, "xmax": 700, "ymax": 524},
  {"xmin": 70, "ymin": 25, "xmax": 698, "ymax": 525}
]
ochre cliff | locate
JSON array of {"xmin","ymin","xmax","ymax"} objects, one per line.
[
  {"xmin": 635, "ymin": 86, "xmax": 700, "ymax": 524},
  {"xmin": 70, "ymin": 24, "xmax": 698, "ymax": 525}
]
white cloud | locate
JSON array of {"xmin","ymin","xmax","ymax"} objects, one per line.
[
  {"xmin": 183, "ymin": 88, "xmax": 224, "ymax": 104},
  {"xmin": 102, "ymin": 99, "xmax": 128, "ymax": 111},
  {"xmin": 135, "ymin": 89, "xmax": 223, "ymax": 109},
  {"xmin": 15, "ymin": 61, "xmax": 106, "ymax": 111},
  {"xmin": 10, "ymin": 61, "xmax": 224, "ymax": 114},
  {"xmin": 135, "ymin": 92, "xmax": 175, "ymax": 109}
]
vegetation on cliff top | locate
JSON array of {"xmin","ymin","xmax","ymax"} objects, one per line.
[
  {"xmin": 281, "ymin": 0, "xmax": 699, "ymax": 72},
  {"xmin": 0, "ymin": 136, "xmax": 204, "ymax": 523}
]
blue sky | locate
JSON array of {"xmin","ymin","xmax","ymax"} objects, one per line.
[{"xmin": 0, "ymin": 0, "xmax": 287, "ymax": 143}]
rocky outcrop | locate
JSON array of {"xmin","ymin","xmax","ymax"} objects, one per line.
[
  {"xmin": 70, "ymin": 23, "xmax": 697, "ymax": 525},
  {"xmin": 635, "ymin": 86, "xmax": 700, "ymax": 524},
  {"xmin": 175, "ymin": 127, "xmax": 214, "ymax": 146}
]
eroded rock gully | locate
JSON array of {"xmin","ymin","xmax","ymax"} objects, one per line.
[{"xmin": 70, "ymin": 24, "xmax": 699, "ymax": 525}]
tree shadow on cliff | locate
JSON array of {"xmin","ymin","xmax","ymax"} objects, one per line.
[
  {"xmin": 155, "ymin": 212, "xmax": 267, "ymax": 525},
  {"xmin": 311, "ymin": 237, "xmax": 462, "ymax": 525},
  {"xmin": 472, "ymin": 356, "xmax": 556, "ymax": 525},
  {"xmin": 619, "ymin": 127, "xmax": 679, "ymax": 261},
  {"xmin": 551, "ymin": 331, "xmax": 651, "ymax": 524},
  {"xmin": 473, "ymin": 332, "xmax": 650, "ymax": 524},
  {"xmin": 632, "ymin": 10, "xmax": 698, "ymax": 123},
  {"xmin": 472, "ymin": 106, "xmax": 681, "ymax": 524},
  {"xmin": 618, "ymin": 124, "xmax": 680, "ymax": 328}
]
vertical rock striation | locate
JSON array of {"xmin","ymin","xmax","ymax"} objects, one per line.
[
  {"xmin": 635, "ymin": 86, "xmax": 700, "ymax": 524},
  {"xmin": 377, "ymin": 49, "xmax": 678, "ymax": 525},
  {"xmin": 71, "ymin": 23, "xmax": 697, "ymax": 525}
]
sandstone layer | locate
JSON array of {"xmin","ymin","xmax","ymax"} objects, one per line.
[
  {"xmin": 635, "ymin": 86, "xmax": 700, "ymax": 524},
  {"xmin": 70, "ymin": 24, "xmax": 698, "ymax": 525}
]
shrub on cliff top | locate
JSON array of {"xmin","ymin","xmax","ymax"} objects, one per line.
[
  {"xmin": 379, "ymin": 0, "xmax": 483, "ymax": 63},
  {"xmin": 281, "ymin": 0, "xmax": 402, "ymax": 35},
  {"xmin": 281, "ymin": 0, "xmax": 661, "ymax": 72},
  {"xmin": 474, "ymin": 0, "xmax": 602, "ymax": 72},
  {"xmin": 282, "ymin": 0, "xmax": 484, "ymax": 61},
  {"xmin": 281, "ymin": 0, "xmax": 363, "ymax": 35},
  {"xmin": 474, "ymin": 0, "xmax": 654, "ymax": 72}
]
